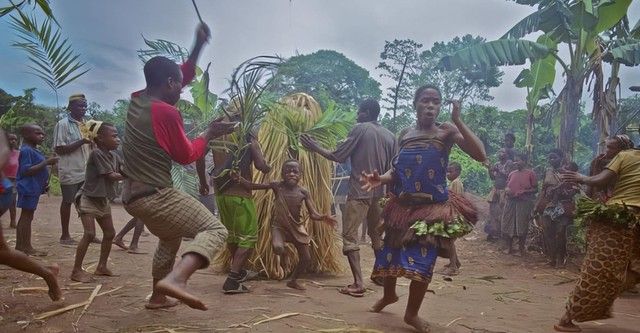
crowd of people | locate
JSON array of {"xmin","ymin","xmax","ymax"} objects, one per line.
[{"xmin": 0, "ymin": 22, "xmax": 638, "ymax": 333}]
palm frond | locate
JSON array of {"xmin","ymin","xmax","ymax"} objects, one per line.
[
  {"xmin": 137, "ymin": 36, "xmax": 189, "ymax": 64},
  {"xmin": 1, "ymin": 0, "xmax": 58, "ymax": 26},
  {"xmin": 170, "ymin": 163, "xmax": 199, "ymax": 198},
  {"xmin": 9, "ymin": 14, "xmax": 89, "ymax": 92}
]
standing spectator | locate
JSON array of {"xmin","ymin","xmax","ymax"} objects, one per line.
[
  {"xmin": 485, "ymin": 148, "xmax": 514, "ymax": 242},
  {"xmin": 2, "ymin": 132, "xmax": 19, "ymax": 228},
  {"xmin": 301, "ymin": 99, "xmax": 397, "ymax": 295},
  {"xmin": 502, "ymin": 153, "xmax": 537, "ymax": 256},
  {"xmin": 53, "ymin": 94, "xmax": 92, "ymax": 245}
]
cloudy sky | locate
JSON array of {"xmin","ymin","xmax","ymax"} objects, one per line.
[{"xmin": 1, "ymin": 0, "xmax": 639, "ymax": 112}]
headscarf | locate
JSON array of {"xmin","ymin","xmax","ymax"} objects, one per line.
[{"xmin": 79, "ymin": 120, "xmax": 103, "ymax": 141}]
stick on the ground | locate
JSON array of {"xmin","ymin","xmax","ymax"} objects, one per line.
[
  {"xmin": 75, "ymin": 284, "xmax": 102, "ymax": 325},
  {"xmin": 253, "ymin": 312, "xmax": 299, "ymax": 326},
  {"xmin": 33, "ymin": 285, "xmax": 120, "ymax": 320}
]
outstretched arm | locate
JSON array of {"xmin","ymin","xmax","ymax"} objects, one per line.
[
  {"xmin": 562, "ymin": 170, "xmax": 617, "ymax": 188},
  {"xmin": 230, "ymin": 171, "xmax": 274, "ymax": 191},
  {"xmin": 303, "ymin": 189, "xmax": 337, "ymax": 227},
  {"xmin": 449, "ymin": 100, "xmax": 487, "ymax": 162},
  {"xmin": 360, "ymin": 169, "xmax": 394, "ymax": 192}
]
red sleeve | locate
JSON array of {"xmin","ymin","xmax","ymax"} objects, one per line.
[
  {"xmin": 150, "ymin": 101, "xmax": 206, "ymax": 165},
  {"xmin": 180, "ymin": 59, "xmax": 196, "ymax": 86}
]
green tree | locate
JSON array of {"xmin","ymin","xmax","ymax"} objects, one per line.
[
  {"xmin": 269, "ymin": 50, "xmax": 381, "ymax": 110},
  {"xmin": 438, "ymin": 0, "xmax": 636, "ymax": 158},
  {"xmin": 0, "ymin": 88, "xmax": 61, "ymax": 149},
  {"xmin": 0, "ymin": 89, "xmax": 17, "ymax": 116},
  {"xmin": 377, "ymin": 39, "xmax": 422, "ymax": 133},
  {"xmin": 412, "ymin": 35, "xmax": 503, "ymax": 103}
]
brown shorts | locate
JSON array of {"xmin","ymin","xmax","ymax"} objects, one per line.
[
  {"xmin": 76, "ymin": 194, "xmax": 111, "ymax": 218},
  {"xmin": 342, "ymin": 197, "xmax": 383, "ymax": 254}
]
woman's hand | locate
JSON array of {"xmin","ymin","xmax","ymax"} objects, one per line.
[
  {"xmin": 360, "ymin": 170, "xmax": 382, "ymax": 192},
  {"xmin": 449, "ymin": 99, "xmax": 462, "ymax": 123},
  {"xmin": 560, "ymin": 170, "xmax": 585, "ymax": 184}
]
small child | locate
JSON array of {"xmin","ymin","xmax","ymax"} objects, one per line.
[
  {"xmin": 442, "ymin": 162, "xmax": 464, "ymax": 275},
  {"xmin": 0, "ymin": 127, "xmax": 62, "ymax": 301},
  {"xmin": 70, "ymin": 121, "xmax": 124, "ymax": 282},
  {"xmin": 233, "ymin": 159, "xmax": 336, "ymax": 290},
  {"xmin": 15, "ymin": 124, "xmax": 58, "ymax": 255},
  {"xmin": 502, "ymin": 153, "xmax": 537, "ymax": 256}
]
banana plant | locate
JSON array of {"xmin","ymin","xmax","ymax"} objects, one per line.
[
  {"xmin": 439, "ymin": 0, "xmax": 636, "ymax": 158},
  {"xmin": 9, "ymin": 12, "xmax": 89, "ymax": 108},
  {"xmin": 513, "ymin": 34, "xmax": 557, "ymax": 160}
]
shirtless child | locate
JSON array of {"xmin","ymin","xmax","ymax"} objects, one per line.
[{"xmin": 232, "ymin": 159, "xmax": 336, "ymax": 290}]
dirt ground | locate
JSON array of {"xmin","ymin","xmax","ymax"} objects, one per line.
[{"xmin": 0, "ymin": 196, "xmax": 638, "ymax": 333}]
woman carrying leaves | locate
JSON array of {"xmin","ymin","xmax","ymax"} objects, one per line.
[
  {"xmin": 555, "ymin": 138, "xmax": 640, "ymax": 332},
  {"xmin": 360, "ymin": 85, "xmax": 485, "ymax": 333}
]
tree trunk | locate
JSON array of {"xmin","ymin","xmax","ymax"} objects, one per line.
[{"xmin": 557, "ymin": 75, "xmax": 583, "ymax": 159}]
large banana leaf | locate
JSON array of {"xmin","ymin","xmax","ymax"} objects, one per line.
[
  {"xmin": 9, "ymin": 14, "xmax": 89, "ymax": 92},
  {"xmin": 438, "ymin": 39, "xmax": 553, "ymax": 71},
  {"xmin": 603, "ymin": 38, "xmax": 640, "ymax": 65},
  {"xmin": 514, "ymin": 34, "xmax": 558, "ymax": 107},
  {"xmin": 594, "ymin": 0, "xmax": 632, "ymax": 35},
  {"xmin": 501, "ymin": 11, "xmax": 541, "ymax": 39}
]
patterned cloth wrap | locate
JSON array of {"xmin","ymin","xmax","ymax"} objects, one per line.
[
  {"xmin": 391, "ymin": 143, "xmax": 449, "ymax": 203},
  {"xmin": 373, "ymin": 137, "xmax": 477, "ymax": 284}
]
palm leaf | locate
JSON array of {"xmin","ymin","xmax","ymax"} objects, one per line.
[
  {"xmin": 137, "ymin": 36, "xmax": 189, "ymax": 64},
  {"xmin": 170, "ymin": 164, "xmax": 199, "ymax": 198},
  {"xmin": 0, "ymin": 0, "xmax": 58, "ymax": 26},
  {"xmin": 9, "ymin": 14, "xmax": 88, "ymax": 93},
  {"xmin": 438, "ymin": 39, "xmax": 553, "ymax": 71}
]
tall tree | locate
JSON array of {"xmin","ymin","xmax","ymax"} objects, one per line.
[
  {"xmin": 269, "ymin": 50, "xmax": 381, "ymax": 110},
  {"xmin": 412, "ymin": 35, "xmax": 503, "ymax": 103},
  {"xmin": 377, "ymin": 39, "xmax": 422, "ymax": 133},
  {"xmin": 438, "ymin": 0, "xmax": 636, "ymax": 158}
]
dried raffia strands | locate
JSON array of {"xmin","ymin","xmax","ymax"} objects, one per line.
[{"xmin": 215, "ymin": 93, "xmax": 351, "ymax": 277}]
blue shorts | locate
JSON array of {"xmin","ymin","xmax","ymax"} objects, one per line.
[{"xmin": 17, "ymin": 194, "xmax": 40, "ymax": 210}]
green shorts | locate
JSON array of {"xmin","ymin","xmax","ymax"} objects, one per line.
[{"xmin": 216, "ymin": 194, "xmax": 258, "ymax": 248}]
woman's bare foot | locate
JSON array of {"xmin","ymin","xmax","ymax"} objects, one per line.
[
  {"xmin": 94, "ymin": 266, "xmax": 115, "ymax": 276},
  {"xmin": 44, "ymin": 264, "xmax": 63, "ymax": 301},
  {"xmin": 370, "ymin": 295, "xmax": 399, "ymax": 313},
  {"xmin": 70, "ymin": 269, "xmax": 94, "ymax": 283},
  {"xmin": 145, "ymin": 296, "xmax": 180, "ymax": 310},
  {"xmin": 127, "ymin": 247, "xmax": 146, "ymax": 254},
  {"xmin": 155, "ymin": 277, "xmax": 207, "ymax": 310},
  {"xmin": 286, "ymin": 280, "xmax": 306, "ymax": 290},
  {"xmin": 554, "ymin": 313, "xmax": 581, "ymax": 332},
  {"xmin": 112, "ymin": 238, "xmax": 128, "ymax": 250},
  {"xmin": 404, "ymin": 315, "xmax": 430, "ymax": 333}
]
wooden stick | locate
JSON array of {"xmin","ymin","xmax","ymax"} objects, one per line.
[
  {"xmin": 191, "ymin": 0, "xmax": 204, "ymax": 24},
  {"xmin": 75, "ymin": 284, "xmax": 102, "ymax": 325},
  {"xmin": 33, "ymin": 285, "xmax": 121, "ymax": 320},
  {"xmin": 253, "ymin": 312, "xmax": 299, "ymax": 326}
]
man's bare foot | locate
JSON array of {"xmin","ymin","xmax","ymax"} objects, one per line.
[
  {"xmin": 440, "ymin": 266, "xmax": 459, "ymax": 276},
  {"xmin": 24, "ymin": 248, "xmax": 48, "ymax": 257},
  {"xmin": 70, "ymin": 269, "xmax": 94, "ymax": 283},
  {"xmin": 44, "ymin": 264, "xmax": 63, "ymax": 301},
  {"xmin": 404, "ymin": 315, "xmax": 430, "ymax": 333},
  {"xmin": 112, "ymin": 239, "xmax": 128, "ymax": 250},
  {"xmin": 94, "ymin": 267, "xmax": 115, "ymax": 276},
  {"xmin": 286, "ymin": 280, "xmax": 306, "ymax": 290},
  {"xmin": 275, "ymin": 255, "xmax": 285, "ymax": 280},
  {"xmin": 155, "ymin": 277, "xmax": 207, "ymax": 310},
  {"xmin": 370, "ymin": 296, "xmax": 399, "ymax": 312},
  {"xmin": 145, "ymin": 297, "xmax": 180, "ymax": 310}
]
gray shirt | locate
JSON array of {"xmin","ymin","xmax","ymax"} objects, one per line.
[
  {"xmin": 81, "ymin": 149, "xmax": 121, "ymax": 199},
  {"xmin": 332, "ymin": 122, "xmax": 397, "ymax": 199}
]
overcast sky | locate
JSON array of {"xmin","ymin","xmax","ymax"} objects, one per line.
[{"xmin": 1, "ymin": 0, "xmax": 639, "ymax": 112}]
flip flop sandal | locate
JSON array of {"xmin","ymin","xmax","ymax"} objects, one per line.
[
  {"xmin": 338, "ymin": 286, "xmax": 365, "ymax": 297},
  {"xmin": 223, "ymin": 283, "xmax": 250, "ymax": 294}
]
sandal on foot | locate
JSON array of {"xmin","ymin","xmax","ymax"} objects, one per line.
[
  {"xmin": 338, "ymin": 285, "xmax": 365, "ymax": 297},
  {"xmin": 223, "ymin": 283, "xmax": 250, "ymax": 294},
  {"xmin": 238, "ymin": 269, "xmax": 259, "ymax": 283}
]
